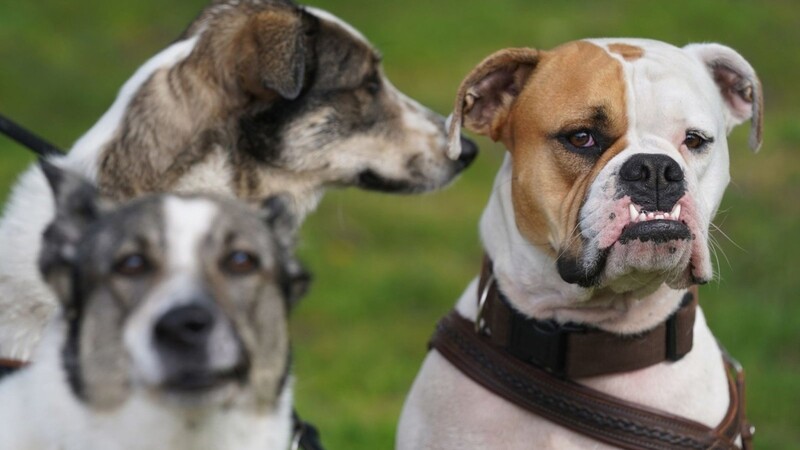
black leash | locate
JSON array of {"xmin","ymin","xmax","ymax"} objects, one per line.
[
  {"xmin": 0, "ymin": 112, "xmax": 64, "ymax": 157},
  {"xmin": 292, "ymin": 410, "xmax": 325, "ymax": 450},
  {"xmin": 0, "ymin": 114, "xmax": 326, "ymax": 450}
]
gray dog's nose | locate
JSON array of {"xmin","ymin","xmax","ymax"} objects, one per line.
[
  {"xmin": 618, "ymin": 154, "xmax": 685, "ymax": 212},
  {"xmin": 456, "ymin": 135, "xmax": 479, "ymax": 169},
  {"xmin": 155, "ymin": 304, "xmax": 215, "ymax": 349}
]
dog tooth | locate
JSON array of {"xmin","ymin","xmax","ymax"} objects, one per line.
[
  {"xmin": 647, "ymin": 212, "xmax": 655, "ymax": 220},
  {"xmin": 671, "ymin": 204, "xmax": 682, "ymax": 220},
  {"xmin": 655, "ymin": 214, "xmax": 664, "ymax": 220},
  {"xmin": 629, "ymin": 204, "xmax": 639, "ymax": 222},
  {"xmin": 638, "ymin": 212, "xmax": 647, "ymax": 222}
]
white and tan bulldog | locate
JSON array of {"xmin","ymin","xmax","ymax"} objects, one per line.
[{"xmin": 398, "ymin": 38, "xmax": 762, "ymax": 449}]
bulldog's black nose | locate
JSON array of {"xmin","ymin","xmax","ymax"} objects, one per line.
[
  {"xmin": 155, "ymin": 304, "xmax": 215, "ymax": 349},
  {"xmin": 456, "ymin": 135, "xmax": 479, "ymax": 169},
  {"xmin": 618, "ymin": 154, "xmax": 685, "ymax": 212}
]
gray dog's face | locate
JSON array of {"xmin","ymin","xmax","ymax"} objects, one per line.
[
  {"xmin": 39, "ymin": 163, "xmax": 307, "ymax": 411},
  {"xmin": 98, "ymin": 0, "xmax": 477, "ymax": 201},
  {"xmin": 235, "ymin": 5, "xmax": 478, "ymax": 193}
]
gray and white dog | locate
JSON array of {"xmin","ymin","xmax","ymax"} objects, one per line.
[
  {"xmin": 0, "ymin": 0, "xmax": 477, "ymax": 358},
  {"xmin": 0, "ymin": 162, "xmax": 308, "ymax": 450}
]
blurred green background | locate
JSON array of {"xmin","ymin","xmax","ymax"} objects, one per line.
[{"xmin": 1, "ymin": 0, "xmax": 798, "ymax": 448}]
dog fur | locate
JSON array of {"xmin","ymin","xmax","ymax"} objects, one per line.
[
  {"xmin": 0, "ymin": 0, "xmax": 477, "ymax": 359},
  {"xmin": 0, "ymin": 162, "xmax": 307, "ymax": 449},
  {"xmin": 398, "ymin": 38, "xmax": 762, "ymax": 449}
]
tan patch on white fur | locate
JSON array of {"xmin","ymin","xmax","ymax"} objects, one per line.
[
  {"xmin": 608, "ymin": 43, "xmax": 644, "ymax": 61},
  {"xmin": 508, "ymin": 41, "xmax": 629, "ymax": 256}
]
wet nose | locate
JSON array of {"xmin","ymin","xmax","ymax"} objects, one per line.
[
  {"xmin": 155, "ymin": 304, "xmax": 215, "ymax": 350},
  {"xmin": 618, "ymin": 154, "xmax": 685, "ymax": 212},
  {"xmin": 456, "ymin": 135, "xmax": 479, "ymax": 169}
]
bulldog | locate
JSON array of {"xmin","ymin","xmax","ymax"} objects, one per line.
[{"xmin": 398, "ymin": 38, "xmax": 762, "ymax": 449}]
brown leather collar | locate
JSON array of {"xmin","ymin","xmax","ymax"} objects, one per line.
[{"xmin": 476, "ymin": 256, "xmax": 697, "ymax": 378}]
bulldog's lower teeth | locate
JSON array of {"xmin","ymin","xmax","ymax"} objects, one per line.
[{"xmin": 627, "ymin": 203, "xmax": 683, "ymax": 222}]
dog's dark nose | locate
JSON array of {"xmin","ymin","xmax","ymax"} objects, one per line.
[
  {"xmin": 455, "ymin": 135, "xmax": 479, "ymax": 169},
  {"xmin": 618, "ymin": 154, "xmax": 685, "ymax": 212},
  {"xmin": 155, "ymin": 304, "xmax": 215, "ymax": 349}
]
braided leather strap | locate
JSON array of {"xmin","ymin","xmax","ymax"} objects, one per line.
[{"xmin": 431, "ymin": 311, "xmax": 750, "ymax": 450}]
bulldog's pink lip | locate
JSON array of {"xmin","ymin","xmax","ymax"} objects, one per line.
[{"xmin": 596, "ymin": 197, "xmax": 691, "ymax": 250}]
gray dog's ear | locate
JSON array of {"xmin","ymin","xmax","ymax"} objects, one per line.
[
  {"xmin": 684, "ymin": 43, "xmax": 763, "ymax": 152},
  {"xmin": 235, "ymin": 6, "xmax": 316, "ymax": 101},
  {"xmin": 447, "ymin": 48, "xmax": 540, "ymax": 160},
  {"xmin": 260, "ymin": 195, "xmax": 311, "ymax": 309},
  {"xmin": 38, "ymin": 160, "xmax": 109, "ymax": 300}
]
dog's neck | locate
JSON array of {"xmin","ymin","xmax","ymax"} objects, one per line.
[{"xmin": 479, "ymin": 156, "xmax": 685, "ymax": 335}]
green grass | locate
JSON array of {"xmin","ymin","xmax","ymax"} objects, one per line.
[{"xmin": 1, "ymin": 1, "xmax": 799, "ymax": 448}]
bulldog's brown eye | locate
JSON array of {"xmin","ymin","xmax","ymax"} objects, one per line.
[
  {"xmin": 222, "ymin": 250, "xmax": 260, "ymax": 275},
  {"xmin": 568, "ymin": 131, "xmax": 596, "ymax": 148},
  {"xmin": 113, "ymin": 253, "xmax": 151, "ymax": 277},
  {"xmin": 684, "ymin": 131, "xmax": 711, "ymax": 150}
]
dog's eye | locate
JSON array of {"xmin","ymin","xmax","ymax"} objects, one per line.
[
  {"xmin": 683, "ymin": 131, "xmax": 712, "ymax": 151},
  {"xmin": 362, "ymin": 72, "xmax": 382, "ymax": 95},
  {"xmin": 113, "ymin": 253, "xmax": 151, "ymax": 277},
  {"xmin": 222, "ymin": 250, "xmax": 260, "ymax": 275},
  {"xmin": 568, "ymin": 131, "xmax": 596, "ymax": 148}
]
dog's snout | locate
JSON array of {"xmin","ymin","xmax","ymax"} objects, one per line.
[
  {"xmin": 456, "ymin": 136, "xmax": 479, "ymax": 169},
  {"xmin": 155, "ymin": 304, "xmax": 215, "ymax": 349},
  {"xmin": 619, "ymin": 154, "xmax": 685, "ymax": 212}
]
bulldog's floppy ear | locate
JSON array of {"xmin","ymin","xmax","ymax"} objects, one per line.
[
  {"xmin": 260, "ymin": 195, "xmax": 311, "ymax": 310},
  {"xmin": 235, "ymin": 6, "xmax": 315, "ymax": 100},
  {"xmin": 684, "ymin": 43, "xmax": 763, "ymax": 152},
  {"xmin": 447, "ymin": 48, "xmax": 540, "ymax": 160},
  {"xmin": 38, "ymin": 160, "xmax": 110, "ymax": 302}
]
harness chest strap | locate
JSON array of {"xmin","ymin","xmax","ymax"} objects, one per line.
[{"xmin": 431, "ymin": 311, "xmax": 750, "ymax": 450}]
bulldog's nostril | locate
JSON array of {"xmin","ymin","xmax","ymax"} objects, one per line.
[
  {"xmin": 155, "ymin": 304, "xmax": 215, "ymax": 348},
  {"xmin": 665, "ymin": 162, "xmax": 684, "ymax": 182}
]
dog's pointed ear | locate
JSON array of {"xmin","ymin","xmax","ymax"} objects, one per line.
[
  {"xmin": 447, "ymin": 48, "xmax": 540, "ymax": 160},
  {"xmin": 260, "ymin": 195, "xmax": 311, "ymax": 310},
  {"xmin": 235, "ymin": 7, "xmax": 316, "ymax": 101},
  {"xmin": 684, "ymin": 43, "xmax": 763, "ymax": 152},
  {"xmin": 38, "ymin": 160, "xmax": 110, "ymax": 301}
]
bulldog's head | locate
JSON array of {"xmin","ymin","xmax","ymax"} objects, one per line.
[{"xmin": 448, "ymin": 39, "xmax": 762, "ymax": 295}]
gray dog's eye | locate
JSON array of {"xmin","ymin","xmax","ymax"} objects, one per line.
[
  {"xmin": 113, "ymin": 253, "xmax": 151, "ymax": 277},
  {"xmin": 222, "ymin": 250, "xmax": 261, "ymax": 275}
]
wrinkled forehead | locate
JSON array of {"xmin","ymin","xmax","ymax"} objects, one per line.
[
  {"xmin": 588, "ymin": 38, "xmax": 723, "ymax": 131},
  {"xmin": 516, "ymin": 39, "xmax": 721, "ymax": 137}
]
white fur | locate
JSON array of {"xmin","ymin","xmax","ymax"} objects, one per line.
[
  {"xmin": 397, "ymin": 39, "xmax": 744, "ymax": 449},
  {"xmin": 0, "ymin": 38, "xmax": 200, "ymax": 360},
  {"xmin": 0, "ymin": 318, "xmax": 292, "ymax": 450}
]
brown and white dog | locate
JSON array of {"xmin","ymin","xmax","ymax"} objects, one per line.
[
  {"xmin": 398, "ymin": 38, "xmax": 762, "ymax": 449},
  {"xmin": 0, "ymin": 0, "xmax": 477, "ymax": 359}
]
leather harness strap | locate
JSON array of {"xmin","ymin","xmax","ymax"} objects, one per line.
[{"xmin": 429, "ymin": 256, "xmax": 753, "ymax": 449}]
